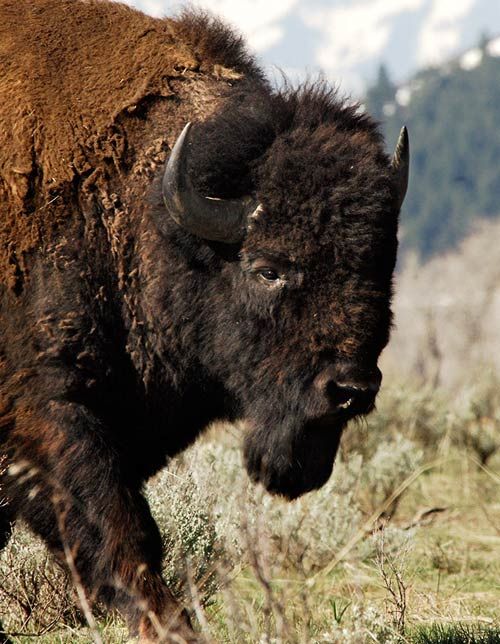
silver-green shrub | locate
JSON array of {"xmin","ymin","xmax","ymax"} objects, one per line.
[
  {"xmin": 147, "ymin": 465, "xmax": 223, "ymax": 605},
  {"xmin": 0, "ymin": 526, "xmax": 84, "ymax": 633},
  {"xmin": 454, "ymin": 376, "xmax": 500, "ymax": 464},
  {"xmin": 361, "ymin": 433, "xmax": 423, "ymax": 512}
]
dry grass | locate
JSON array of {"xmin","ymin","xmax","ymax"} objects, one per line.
[{"xmin": 383, "ymin": 218, "xmax": 500, "ymax": 390}]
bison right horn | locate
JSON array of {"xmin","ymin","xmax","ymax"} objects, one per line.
[
  {"xmin": 390, "ymin": 126, "xmax": 410, "ymax": 211},
  {"xmin": 162, "ymin": 123, "xmax": 257, "ymax": 243}
]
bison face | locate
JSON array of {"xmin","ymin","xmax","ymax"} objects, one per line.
[
  {"xmin": 160, "ymin": 108, "xmax": 408, "ymax": 499},
  {"xmin": 233, "ymin": 235, "xmax": 388, "ymax": 500},
  {"xmin": 233, "ymin": 129, "xmax": 404, "ymax": 499}
]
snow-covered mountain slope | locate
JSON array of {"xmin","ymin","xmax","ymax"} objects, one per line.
[{"xmin": 123, "ymin": 0, "xmax": 500, "ymax": 96}]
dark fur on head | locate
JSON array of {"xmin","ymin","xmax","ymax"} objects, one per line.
[
  {"xmin": 188, "ymin": 80, "xmax": 385, "ymax": 199},
  {"xmin": 0, "ymin": 1, "xmax": 404, "ymax": 640},
  {"xmin": 160, "ymin": 82, "xmax": 399, "ymax": 500}
]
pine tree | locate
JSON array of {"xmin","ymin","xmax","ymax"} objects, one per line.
[{"xmin": 366, "ymin": 64, "xmax": 396, "ymax": 121}]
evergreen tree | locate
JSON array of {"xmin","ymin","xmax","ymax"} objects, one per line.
[{"xmin": 366, "ymin": 64, "xmax": 396, "ymax": 121}]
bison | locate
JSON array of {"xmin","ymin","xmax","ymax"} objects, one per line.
[{"xmin": 0, "ymin": 0, "xmax": 409, "ymax": 641}]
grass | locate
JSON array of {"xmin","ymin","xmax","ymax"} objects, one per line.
[
  {"xmin": 413, "ymin": 623, "xmax": 500, "ymax": 643},
  {"xmin": 1, "ymin": 380, "xmax": 499, "ymax": 643}
]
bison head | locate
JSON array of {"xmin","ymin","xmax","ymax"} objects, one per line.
[{"xmin": 157, "ymin": 87, "xmax": 408, "ymax": 499}]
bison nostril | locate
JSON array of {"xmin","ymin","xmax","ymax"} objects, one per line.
[
  {"xmin": 313, "ymin": 367, "xmax": 381, "ymax": 413},
  {"xmin": 326, "ymin": 382, "xmax": 360, "ymax": 410}
]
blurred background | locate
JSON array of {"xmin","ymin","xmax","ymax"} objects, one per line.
[{"xmin": 122, "ymin": 0, "xmax": 500, "ymax": 391}]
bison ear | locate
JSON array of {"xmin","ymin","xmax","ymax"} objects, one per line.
[
  {"xmin": 390, "ymin": 126, "xmax": 409, "ymax": 211},
  {"xmin": 161, "ymin": 122, "xmax": 257, "ymax": 243}
]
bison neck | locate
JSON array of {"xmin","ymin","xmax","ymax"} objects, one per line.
[{"xmin": 106, "ymin": 220, "xmax": 239, "ymax": 480}]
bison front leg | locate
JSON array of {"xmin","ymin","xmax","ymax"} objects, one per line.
[{"xmin": 7, "ymin": 400, "xmax": 198, "ymax": 643}]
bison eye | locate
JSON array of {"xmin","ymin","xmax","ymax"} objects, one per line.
[
  {"xmin": 257, "ymin": 268, "xmax": 280, "ymax": 283},
  {"xmin": 249, "ymin": 259, "xmax": 287, "ymax": 288}
]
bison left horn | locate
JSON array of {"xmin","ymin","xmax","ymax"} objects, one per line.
[
  {"xmin": 391, "ymin": 126, "xmax": 410, "ymax": 210},
  {"xmin": 162, "ymin": 122, "xmax": 257, "ymax": 243}
]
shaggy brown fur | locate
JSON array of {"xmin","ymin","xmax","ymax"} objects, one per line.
[
  {"xmin": 0, "ymin": 0, "xmax": 263, "ymax": 293},
  {"xmin": 0, "ymin": 1, "xmax": 405, "ymax": 642}
]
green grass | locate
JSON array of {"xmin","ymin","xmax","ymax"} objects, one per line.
[{"xmin": 413, "ymin": 623, "xmax": 500, "ymax": 644}]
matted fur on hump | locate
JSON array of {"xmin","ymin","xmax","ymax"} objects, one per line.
[{"xmin": 0, "ymin": 0, "xmax": 263, "ymax": 291}]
